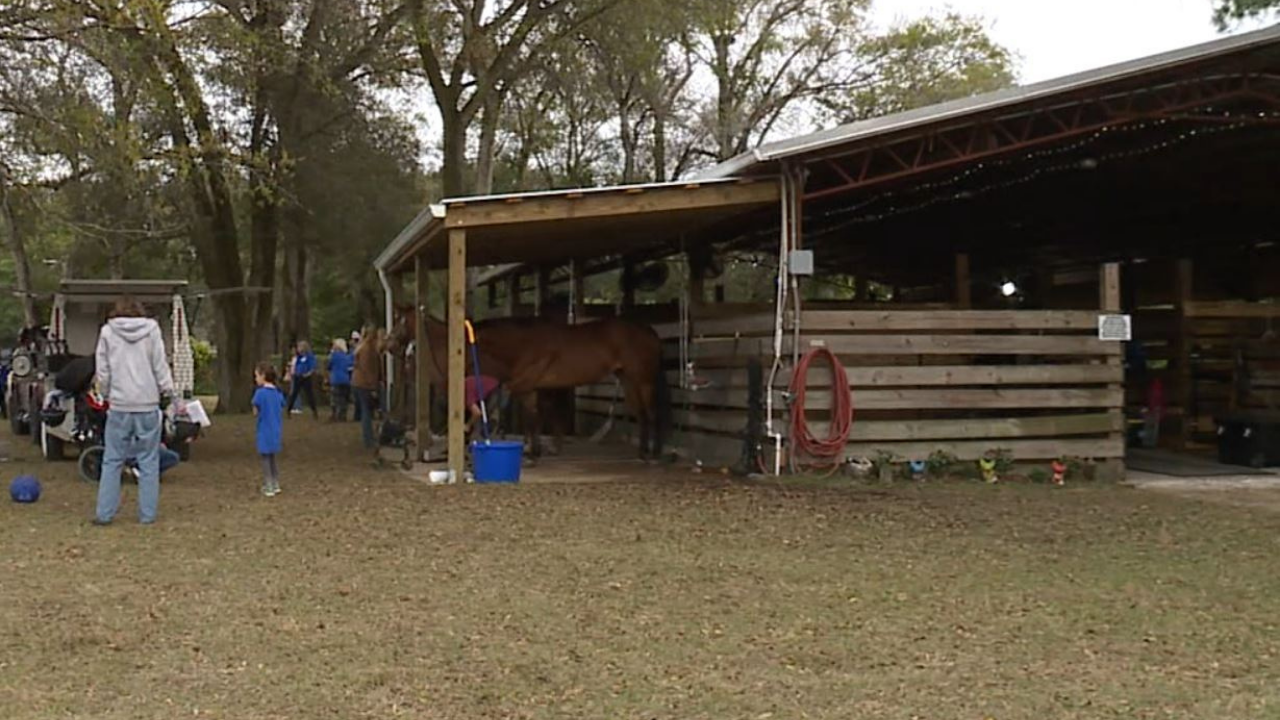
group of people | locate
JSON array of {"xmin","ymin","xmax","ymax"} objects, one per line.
[
  {"xmin": 92, "ymin": 298, "xmax": 389, "ymax": 525},
  {"xmin": 279, "ymin": 329, "xmax": 382, "ymax": 445}
]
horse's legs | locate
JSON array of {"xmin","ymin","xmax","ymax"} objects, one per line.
[
  {"xmin": 619, "ymin": 377, "xmax": 649, "ymax": 460},
  {"xmin": 518, "ymin": 392, "xmax": 543, "ymax": 460}
]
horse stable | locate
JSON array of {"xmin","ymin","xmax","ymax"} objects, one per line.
[{"xmin": 376, "ymin": 24, "xmax": 1280, "ymax": 482}]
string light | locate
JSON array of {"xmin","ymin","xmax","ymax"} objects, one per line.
[{"xmin": 809, "ymin": 115, "xmax": 1271, "ymax": 235}]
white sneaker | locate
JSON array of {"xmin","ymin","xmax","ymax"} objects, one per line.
[{"xmin": 262, "ymin": 486, "xmax": 277, "ymax": 497}]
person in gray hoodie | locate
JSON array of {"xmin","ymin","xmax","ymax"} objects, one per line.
[{"xmin": 93, "ymin": 296, "xmax": 175, "ymax": 525}]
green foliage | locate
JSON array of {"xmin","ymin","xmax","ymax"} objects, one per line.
[
  {"xmin": 1027, "ymin": 467, "xmax": 1050, "ymax": 484},
  {"xmin": 831, "ymin": 13, "xmax": 1016, "ymax": 123},
  {"xmin": 926, "ymin": 450, "xmax": 959, "ymax": 478},
  {"xmin": 192, "ymin": 339, "xmax": 217, "ymax": 396},
  {"xmin": 870, "ymin": 450, "xmax": 899, "ymax": 482},
  {"xmin": 985, "ymin": 448, "xmax": 1015, "ymax": 475},
  {"xmin": 1214, "ymin": 0, "xmax": 1280, "ymax": 28}
]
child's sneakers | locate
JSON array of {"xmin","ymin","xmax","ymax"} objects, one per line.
[{"xmin": 261, "ymin": 485, "xmax": 278, "ymax": 497}]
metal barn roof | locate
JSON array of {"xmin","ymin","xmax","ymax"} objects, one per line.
[{"xmin": 697, "ymin": 23, "xmax": 1280, "ymax": 179}]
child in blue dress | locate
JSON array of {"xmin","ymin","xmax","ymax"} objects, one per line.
[{"xmin": 252, "ymin": 362, "xmax": 286, "ymax": 496}]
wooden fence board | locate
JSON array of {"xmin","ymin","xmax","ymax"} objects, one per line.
[
  {"xmin": 669, "ymin": 364, "xmax": 1122, "ymax": 388},
  {"xmin": 579, "ymin": 415, "xmax": 1123, "ymax": 462},
  {"xmin": 1184, "ymin": 301, "xmax": 1280, "ymax": 319},
  {"xmin": 838, "ymin": 437, "xmax": 1125, "ymax": 461},
  {"xmin": 580, "ymin": 386, "xmax": 1122, "ymax": 411},
  {"xmin": 796, "ymin": 310, "xmax": 1100, "ymax": 331},
  {"xmin": 794, "ymin": 413, "xmax": 1119, "ymax": 442},
  {"xmin": 803, "ymin": 334, "xmax": 1120, "ymax": 356}
]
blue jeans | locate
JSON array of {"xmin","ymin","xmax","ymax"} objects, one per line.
[
  {"xmin": 354, "ymin": 388, "xmax": 375, "ymax": 449},
  {"xmin": 159, "ymin": 446, "xmax": 180, "ymax": 475},
  {"xmin": 97, "ymin": 410, "xmax": 162, "ymax": 524}
]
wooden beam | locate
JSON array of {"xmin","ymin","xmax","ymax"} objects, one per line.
[
  {"xmin": 443, "ymin": 179, "xmax": 779, "ymax": 229},
  {"xmin": 448, "ymin": 228, "xmax": 467, "ymax": 481},
  {"xmin": 414, "ymin": 257, "xmax": 432, "ymax": 457}
]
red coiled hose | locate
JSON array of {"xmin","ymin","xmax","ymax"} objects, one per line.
[{"xmin": 789, "ymin": 347, "xmax": 854, "ymax": 468}]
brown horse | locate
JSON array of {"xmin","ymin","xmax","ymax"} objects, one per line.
[{"xmin": 386, "ymin": 307, "xmax": 670, "ymax": 460}]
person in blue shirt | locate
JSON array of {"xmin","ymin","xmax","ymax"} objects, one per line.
[
  {"xmin": 252, "ymin": 362, "xmax": 286, "ymax": 496},
  {"xmin": 286, "ymin": 340, "xmax": 318, "ymax": 419},
  {"xmin": 326, "ymin": 338, "xmax": 354, "ymax": 422}
]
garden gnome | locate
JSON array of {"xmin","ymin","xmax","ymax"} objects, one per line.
[
  {"xmin": 979, "ymin": 457, "xmax": 998, "ymax": 484},
  {"xmin": 1051, "ymin": 460, "xmax": 1067, "ymax": 486}
]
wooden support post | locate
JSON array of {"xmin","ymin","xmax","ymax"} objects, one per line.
[
  {"xmin": 1095, "ymin": 262, "xmax": 1126, "ymax": 476},
  {"xmin": 621, "ymin": 259, "xmax": 636, "ymax": 315},
  {"xmin": 504, "ymin": 274, "xmax": 519, "ymax": 317},
  {"xmin": 1100, "ymin": 261, "xmax": 1125, "ymax": 479},
  {"xmin": 1174, "ymin": 258, "xmax": 1194, "ymax": 449},
  {"xmin": 414, "ymin": 255, "xmax": 432, "ymax": 457},
  {"xmin": 955, "ymin": 254, "xmax": 971, "ymax": 309},
  {"xmin": 385, "ymin": 273, "xmax": 406, "ymax": 414},
  {"xmin": 1100, "ymin": 263, "xmax": 1121, "ymax": 312},
  {"xmin": 691, "ymin": 258, "xmax": 711, "ymax": 312},
  {"xmin": 535, "ymin": 266, "xmax": 550, "ymax": 318},
  {"xmin": 569, "ymin": 261, "xmax": 585, "ymax": 324},
  {"xmin": 447, "ymin": 228, "xmax": 467, "ymax": 482}
]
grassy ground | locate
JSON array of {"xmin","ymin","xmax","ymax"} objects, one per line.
[{"xmin": 2, "ymin": 416, "xmax": 1279, "ymax": 719}]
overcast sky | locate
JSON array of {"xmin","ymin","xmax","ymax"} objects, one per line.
[{"xmin": 871, "ymin": 0, "xmax": 1273, "ymax": 83}]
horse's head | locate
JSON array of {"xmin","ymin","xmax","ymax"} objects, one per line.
[{"xmin": 381, "ymin": 305, "xmax": 415, "ymax": 356}]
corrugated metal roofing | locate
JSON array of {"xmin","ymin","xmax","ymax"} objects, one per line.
[{"xmin": 697, "ymin": 23, "xmax": 1280, "ymax": 179}]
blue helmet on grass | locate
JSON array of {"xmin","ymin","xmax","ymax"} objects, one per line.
[{"xmin": 10, "ymin": 475, "xmax": 41, "ymax": 503}]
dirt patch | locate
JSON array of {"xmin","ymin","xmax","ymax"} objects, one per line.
[{"xmin": 3, "ymin": 417, "xmax": 1280, "ymax": 719}]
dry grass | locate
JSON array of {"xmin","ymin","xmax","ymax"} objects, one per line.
[{"xmin": 2, "ymin": 416, "xmax": 1280, "ymax": 719}]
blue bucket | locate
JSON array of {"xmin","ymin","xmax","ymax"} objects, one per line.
[{"xmin": 470, "ymin": 440, "xmax": 524, "ymax": 483}]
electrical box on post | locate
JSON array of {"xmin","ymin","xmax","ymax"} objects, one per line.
[{"xmin": 788, "ymin": 250, "xmax": 814, "ymax": 276}]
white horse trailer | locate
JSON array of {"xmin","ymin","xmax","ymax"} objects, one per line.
[{"xmin": 37, "ymin": 280, "xmax": 205, "ymax": 465}]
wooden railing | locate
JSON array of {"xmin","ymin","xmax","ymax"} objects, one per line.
[{"xmin": 577, "ymin": 307, "xmax": 1125, "ymax": 464}]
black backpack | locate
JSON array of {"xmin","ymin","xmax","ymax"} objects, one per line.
[{"xmin": 55, "ymin": 356, "xmax": 96, "ymax": 394}]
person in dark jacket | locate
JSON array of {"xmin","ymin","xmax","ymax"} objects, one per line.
[{"xmin": 351, "ymin": 325, "xmax": 382, "ymax": 449}]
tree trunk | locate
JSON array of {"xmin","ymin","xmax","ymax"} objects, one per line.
[
  {"xmin": 0, "ymin": 182, "xmax": 38, "ymax": 327},
  {"xmin": 248, "ymin": 149, "xmax": 280, "ymax": 370},
  {"xmin": 474, "ymin": 94, "xmax": 503, "ymax": 196},
  {"xmin": 441, "ymin": 108, "xmax": 468, "ymax": 198},
  {"xmin": 652, "ymin": 113, "xmax": 668, "ymax": 183},
  {"xmin": 212, "ymin": 293, "xmax": 256, "ymax": 413},
  {"xmin": 619, "ymin": 102, "xmax": 637, "ymax": 183},
  {"xmin": 712, "ymin": 34, "xmax": 736, "ymax": 162}
]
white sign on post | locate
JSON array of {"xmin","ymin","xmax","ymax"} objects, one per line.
[{"xmin": 1098, "ymin": 314, "xmax": 1132, "ymax": 342}]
